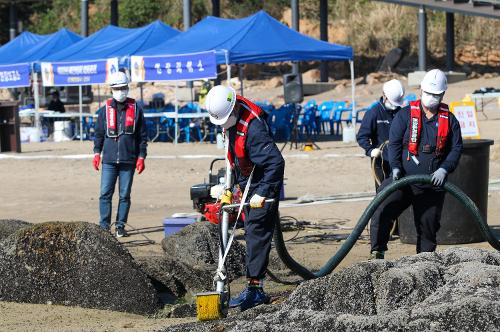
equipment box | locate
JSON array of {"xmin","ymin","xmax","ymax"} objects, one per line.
[
  {"xmin": 163, "ymin": 217, "xmax": 196, "ymax": 237},
  {"xmin": 0, "ymin": 101, "xmax": 21, "ymax": 153}
]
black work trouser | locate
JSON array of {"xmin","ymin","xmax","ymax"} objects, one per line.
[
  {"xmin": 370, "ymin": 178, "xmax": 445, "ymax": 253},
  {"xmin": 243, "ymin": 197, "xmax": 279, "ymax": 279}
]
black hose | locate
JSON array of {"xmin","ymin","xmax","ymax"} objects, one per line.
[{"xmin": 274, "ymin": 175, "xmax": 500, "ymax": 280}]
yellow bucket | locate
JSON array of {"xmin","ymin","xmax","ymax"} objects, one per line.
[{"xmin": 196, "ymin": 291, "xmax": 223, "ymax": 321}]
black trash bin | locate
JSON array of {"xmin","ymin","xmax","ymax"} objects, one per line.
[{"xmin": 399, "ymin": 139, "xmax": 493, "ymax": 245}]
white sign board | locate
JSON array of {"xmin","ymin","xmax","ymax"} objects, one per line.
[{"xmin": 450, "ymin": 101, "xmax": 480, "ymax": 139}]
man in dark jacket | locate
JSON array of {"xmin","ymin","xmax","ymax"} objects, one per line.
[
  {"xmin": 205, "ymin": 85, "xmax": 285, "ymax": 311},
  {"xmin": 92, "ymin": 71, "xmax": 148, "ymax": 237},
  {"xmin": 370, "ymin": 69, "xmax": 463, "ymax": 258},
  {"xmin": 357, "ymin": 79, "xmax": 405, "ymax": 189},
  {"xmin": 47, "ymin": 89, "xmax": 66, "ymax": 113}
]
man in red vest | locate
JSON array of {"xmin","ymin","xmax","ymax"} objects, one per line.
[
  {"xmin": 92, "ymin": 71, "xmax": 148, "ymax": 238},
  {"xmin": 205, "ymin": 85, "xmax": 285, "ymax": 311},
  {"xmin": 370, "ymin": 69, "xmax": 463, "ymax": 258}
]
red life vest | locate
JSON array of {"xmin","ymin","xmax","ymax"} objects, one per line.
[
  {"xmin": 226, "ymin": 95, "xmax": 265, "ymax": 177},
  {"xmin": 408, "ymin": 100, "xmax": 449, "ymax": 157},
  {"xmin": 105, "ymin": 98, "xmax": 136, "ymax": 138}
]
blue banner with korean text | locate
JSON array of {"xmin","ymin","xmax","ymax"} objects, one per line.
[
  {"xmin": 41, "ymin": 58, "xmax": 119, "ymax": 86},
  {"xmin": 130, "ymin": 51, "xmax": 217, "ymax": 82},
  {"xmin": 0, "ymin": 63, "xmax": 31, "ymax": 88}
]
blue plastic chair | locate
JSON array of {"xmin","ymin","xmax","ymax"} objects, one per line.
[
  {"xmin": 270, "ymin": 104, "xmax": 293, "ymax": 141},
  {"xmin": 177, "ymin": 102, "xmax": 203, "ymax": 143},
  {"xmin": 404, "ymin": 93, "xmax": 417, "ymax": 106},
  {"xmin": 160, "ymin": 104, "xmax": 176, "ymax": 142},
  {"xmin": 255, "ymin": 101, "xmax": 275, "ymax": 114},
  {"xmin": 299, "ymin": 100, "xmax": 318, "ymax": 137},
  {"xmin": 355, "ymin": 109, "xmax": 367, "ymax": 124},
  {"xmin": 340, "ymin": 108, "xmax": 353, "ymax": 126},
  {"xmin": 255, "ymin": 101, "xmax": 276, "ymax": 127},
  {"xmin": 318, "ymin": 101, "xmax": 335, "ymax": 134},
  {"xmin": 355, "ymin": 101, "xmax": 378, "ymax": 124},
  {"xmin": 331, "ymin": 101, "xmax": 348, "ymax": 135}
]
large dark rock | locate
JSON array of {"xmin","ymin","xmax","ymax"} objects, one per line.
[
  {"xmin": 0, "ymin": 222, "xmax": 160, "ymax": 315},
  {"xmin": 159, "ymin": 248, "xmax": 500, "ymax": 332},
  {"xmin": 152, "ymin": 222, "xmax": 245, "ymax": 296},
  {"xmin": 136, "ymin": 255, "xmax": 213, "ymax": 297},
  {"xmin": 0, "ymin": 219, "xmax": 30, "ymax": 240},
  {"xmin": 162, "ymin": 222, "xmax": 246, "ymax": 277}
]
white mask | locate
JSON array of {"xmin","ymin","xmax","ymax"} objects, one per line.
[
  {"xmin": 113, "ymin": 89, "xmax": 128, "ymax": 103},
  {"xmin": 421, "ymin": 91, "xmax": 441, "ymax": 110},
  {"xmin": 222, "ymin": 113, "xmax": 238, "ymax": 129},
  {"xmin": 384, "ymin": 100, "xmax": 398, "ymax": 111}
]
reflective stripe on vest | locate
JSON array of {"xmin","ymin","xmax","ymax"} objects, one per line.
[
  {"xmin": 408, "ymin": 100, "xmax": 449, "ymax": 157},
  {"xmin": 105, "ymin": 98, "xmax": 136, "ymax": 138},
  {"xmin": 226, "ymin": 96, "xmax": 264, "ymax": 177}
]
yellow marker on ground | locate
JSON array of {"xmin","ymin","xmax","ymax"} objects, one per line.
[{"xmin": 303, "ymin": 142, "xmax": 314, "ymax": 151}]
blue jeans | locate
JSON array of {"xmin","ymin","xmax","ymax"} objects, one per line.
[{"xmin": 99, "ymin": 162, "xmax": 135, "ymax": 230}]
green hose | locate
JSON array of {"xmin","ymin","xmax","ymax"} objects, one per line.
[{"xmin": 274, "ymin": 175, "xmax": 500, "ymax": 280}]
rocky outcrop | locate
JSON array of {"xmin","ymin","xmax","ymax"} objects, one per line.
[
  {"xmin": 0, "ymin": 222, "xmax": 160, "ymax": 315},
  {"xmin": 0, "ymin": 219, "xmax": 31, "ymax": 240},
  {"xmin": 160, "ymin": 247, "xmax": 500, "ymax": 332}
]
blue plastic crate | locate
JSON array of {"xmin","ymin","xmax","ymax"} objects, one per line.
[{"xmin": 163, "ymin": 217, "xmax": 196, "ymax": 237}]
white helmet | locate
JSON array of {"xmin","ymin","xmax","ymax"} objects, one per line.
[
  {"xmin": 383, "ymin": 79, "xmax": 405, "ymax": 107},
  {"xmin": 205, "ymin": 85, "xmax": 236, "ymax": 125},
  {"xmin": 421, "ymin": 69, "xmax": 447, "ymax": 94},
  {"xmin": 109, "ymin": 71, "xmax": 129, "ymax": 88}
]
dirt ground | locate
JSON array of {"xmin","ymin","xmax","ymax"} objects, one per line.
[{"xmin": 1, "ymin": 76, "xmax": 500, "ymax": 331}]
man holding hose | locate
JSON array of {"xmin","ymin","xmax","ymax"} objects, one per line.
[
  {"xmin": 205, "ymin": 85, "xmax": 285, "ymax": 311},
  {"xmin": 357, "ymin": 79, "xmax": 405, "ymax": 189},
  {"xmin": 370, "ymin": 69, "xmax": 463, "ymax": 259}
]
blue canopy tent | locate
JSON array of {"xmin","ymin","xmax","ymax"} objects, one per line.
[
  {"xmin": 0, "ymin": 29, "xmax": 82, "ymax": 141},
  {"xmin": 136, "ymin": 10, "xmax": 356, "ymax": 114},
  {"xmin": 138, "ymin": 11, "xmax": 353, "ymax": 64},
  {"xmin": 0, "ymin": 31, "xmax": 50, "ymax": 64},
  {"xmin": 45, "ymin": 20, "xmax": 179, "ymax": 67},
  {"xmin": 0, "ymin": 28, "xmax": 82, "ymax": 65},
  {"xmin": 42, "ymin": 20, "xmax": 179, "ymax": 141}
]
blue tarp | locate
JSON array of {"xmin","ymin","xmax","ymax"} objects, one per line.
[
  {"xmin": 137, "ymin": 11, "xmax": 353, "ymax": 64},
  {"xmin": 46, "ymin": 20, "xmax": 179, "ymax": 66},
  {"xmin": 0, "ymin": 31, "xmax": 51, "ymax": 65}
]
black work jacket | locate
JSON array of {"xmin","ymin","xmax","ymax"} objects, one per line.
[
  {"xmin": 357, "ymin": 98, "xmax": 399, "ymax": 162},
  {"xmin": 93, "ymin": 99, "xmax": 148, "ymax": 164},
  {"xmin": 228, "ymin": 110, "xmax": 285, "ymax": 199},
  {"xmin": 389, "ymin": 103, "xmax": 463, "ymax": 178}
]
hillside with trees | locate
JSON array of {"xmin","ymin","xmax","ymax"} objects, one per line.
[{"xmin": 0, "ymin": 0, "xmax": 497, "ymax": 76}]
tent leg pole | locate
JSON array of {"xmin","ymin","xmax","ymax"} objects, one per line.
[
  {"xmin": 174, "ymin": 83, "xmax": 178, "ymax": 145},
  {"xmin": 350, "ymin": 60, "xmax": 356, "ymax": 119},
  {"xmin": 239, "ymin": 65, "xmax": 244, "ymax": 96},
  {"xmin": 227, "ymin": 64, "xmax": 231, "ymax": 86},
  {"xmin": 79, "ymin": 85, "xmax": 83, "ymax": 142},
  {"xmin": 33, "ymin": 72, "xmax": 41, "ymax": 137},
  {"xmin": 97, "ymin": 84, "xmax": 101, "ymax": 109}
]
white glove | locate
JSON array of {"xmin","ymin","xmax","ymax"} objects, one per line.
[
  {"xmin": 370, "ymin": 148, "xmax": 381, "ymax": 158},
  {"xmin": 249, "ymin": 194, "xmax": 266, "ymax": 208},
  {"xmin": 431, "ymin": 168, "xmax": 448, "ymax": 187}
]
